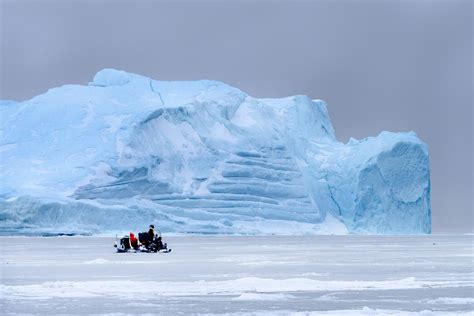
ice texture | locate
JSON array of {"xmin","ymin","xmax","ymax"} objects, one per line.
[
  {"xmin": 2, "ymin": 235, "xmax": 472, "ymax": 314},
  {"xmin": 0, "ymin": 69, "xmax": 431, "ymax": 234}
]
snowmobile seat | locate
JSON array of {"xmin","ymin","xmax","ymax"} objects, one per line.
[{"xmin": 138, "ymin": 232, "xmax": 150, "ymax": 244}]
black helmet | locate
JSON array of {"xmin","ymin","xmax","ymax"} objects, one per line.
[{"xmin": 150, "ymin": 224, "xmax": 155, "ymax": 229}]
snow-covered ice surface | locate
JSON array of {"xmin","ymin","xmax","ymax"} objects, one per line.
[
  {"xmin": 1, "ymin": 235, "xmax": 472, "ymax": 315},
  {"xmin": 0, "ymin": 69, "xmax": 431, "ymax": 235}
]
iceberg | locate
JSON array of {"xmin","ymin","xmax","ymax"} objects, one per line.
[{"xmin": 0, "ymin": 69, "xmax": 431, "ymax": 235}]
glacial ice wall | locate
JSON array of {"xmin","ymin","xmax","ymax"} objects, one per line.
[{"xmin": 0, "ymin": 69, "xmax": 431, "ymax": 235}]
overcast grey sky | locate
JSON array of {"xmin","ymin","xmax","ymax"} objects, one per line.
[{"xmin": 1, "ymin": 0, "xmax": 472, "ymax": 232}]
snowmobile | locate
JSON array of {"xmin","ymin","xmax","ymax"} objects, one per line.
[{"xmin": 114, "ymin": 230, "xmax": 171, "ymax": 253}]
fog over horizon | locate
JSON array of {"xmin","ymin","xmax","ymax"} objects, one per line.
[{"xmin": 1, "ymin": 0, "xmax": 472, "ymax": 232}]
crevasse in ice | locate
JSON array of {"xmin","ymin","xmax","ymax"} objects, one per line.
[{"xmin": 0, "ymin": 69, "xmax": 431, "ymax": 234}]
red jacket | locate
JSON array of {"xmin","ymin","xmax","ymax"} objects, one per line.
[{"xmin": 129, "ymin": 232, "xmax": 138, "ymax": 247}]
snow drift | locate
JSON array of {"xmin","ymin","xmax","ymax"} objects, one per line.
[{"xmin": 0, "ymin": 69, "xmax": 431, "ymax": 235}]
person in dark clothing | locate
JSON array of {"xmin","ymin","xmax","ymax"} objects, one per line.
[{"xmin": 148, "ymin": 224, "xmax": 156, "ymax": 242}]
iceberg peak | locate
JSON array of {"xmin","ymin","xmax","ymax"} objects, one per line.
[{"xmin": 90, "ymin": 68, "xmax": 132, "ymax": 87}]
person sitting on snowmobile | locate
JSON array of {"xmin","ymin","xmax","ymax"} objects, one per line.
[
  {"xmin": 129, "ymin": 232, "xmax": 139, "ymax": 250},
  {"xmin": 148, "ymin": 224, "xmax": 156, "ymax": 242}
]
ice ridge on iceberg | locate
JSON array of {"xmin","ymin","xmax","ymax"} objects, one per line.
[{"xmin": 0, "ymin": 69, "xmax": 431, "ymax": 235}]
